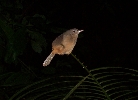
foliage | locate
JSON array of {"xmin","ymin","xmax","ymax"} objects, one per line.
[
  {"xmin": 0, "ymin": 10, "xmax": 47, "ymax": 64},
  {"xmin": 0, "ymin": 0, "xmax": 138, "ymax": 100},
  {"xmin": 2, "ymin": 67, "xmax": 137, "ymax": 100}
]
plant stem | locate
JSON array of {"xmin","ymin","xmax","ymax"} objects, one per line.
[{"xmin": 71, "ymin": 53, "xmax": 111, "ymax": 100}]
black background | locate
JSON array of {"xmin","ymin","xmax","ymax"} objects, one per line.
[{"xmin": 0, "ymin": 0, "xmax": 138, "ymax": 79}]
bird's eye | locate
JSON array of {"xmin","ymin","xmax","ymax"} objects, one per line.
[{"xmin": 73, "ymin": 30, "xmax": 76, "ymax": 33}]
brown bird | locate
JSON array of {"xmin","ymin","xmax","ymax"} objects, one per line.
[{"xmin": 43, "ymin": 28, "xmax": 83, "ymax": 66}]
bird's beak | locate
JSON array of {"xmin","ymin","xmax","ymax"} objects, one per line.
[{"xmin": 78, "ymin": 30, "xmax": 84, "ymax": 33}]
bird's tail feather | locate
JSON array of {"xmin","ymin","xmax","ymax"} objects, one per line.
[{"xmin": 43, "ymin": 52, "xmax": 55, "ymax": 66}]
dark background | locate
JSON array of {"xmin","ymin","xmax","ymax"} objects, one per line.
[
  {"xmin": 0, "ymin": 0, "xmax": 138, "ymax": 75},
  {"xmin": 31, "ymin": 1, "xmax": 137, "ymax": 69},
  {"xmin": 0, "ymin": 0, "xmax": 138, "ymax": 74},
  {"xmin": 0, "ymin": 0, "xmax": 138, "ymax": 99}
]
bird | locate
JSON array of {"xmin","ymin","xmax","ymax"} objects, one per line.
[{"xmin": 43, "ymin": 28, "xmax": 83, "ymax": 66}]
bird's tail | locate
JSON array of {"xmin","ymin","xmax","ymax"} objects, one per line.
[{"xmin": 43, "ymin": 52, "xmax": 55, "ymax": 66}]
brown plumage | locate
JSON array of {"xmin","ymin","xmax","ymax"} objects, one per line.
[{"xmin": 43, "ymin": 28, "xmax": 83, "ymax": 66}]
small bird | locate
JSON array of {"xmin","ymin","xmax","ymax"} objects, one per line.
[{"xmin": 43, "ymin": 28, "xmax": 83, "ymax": 66}]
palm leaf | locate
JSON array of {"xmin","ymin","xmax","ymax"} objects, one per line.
[{"xmin": 9, "ymin": 67, "xmax": 138, "ymax": 100}]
